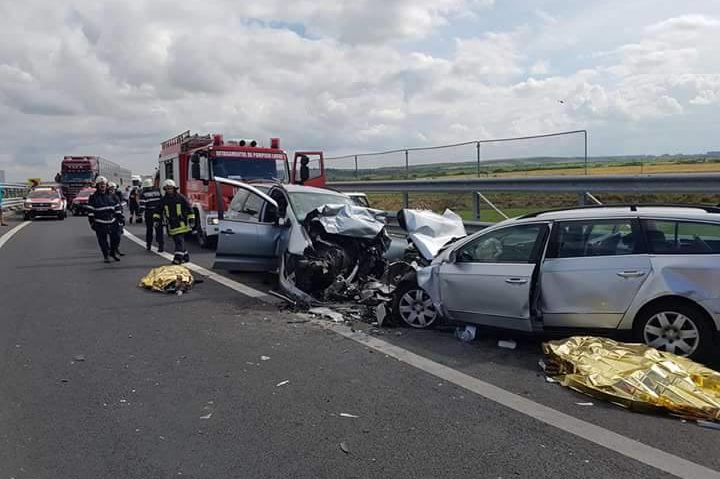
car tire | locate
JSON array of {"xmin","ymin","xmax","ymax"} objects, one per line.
[
  {"xmin": 634, "ymin": 300, "xmax": 715, "ymax": 361},
  {"xmin": 392, "ymin": 281, "xmax": 439, "ymax": 329}
]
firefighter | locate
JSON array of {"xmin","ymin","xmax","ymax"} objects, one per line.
[
  {"xmin": 299, "ymin": 155, "xmax": 310, "ymax": 184},
  {"xmin": 87, "ymin": 176, "xmax": 123, "ymax": 263},
  {"xmin": 107, "ymin": 182, "xmax": 126, "ymax": 257},
  {"xmin": 138, "ymin": 178, "xmax": 164, "ymax": 252},
  {"xmin": 128, "ymin": 185, "xmax": 140, "ymax": 224},
  {"xmin": 156, "ymin": 179, "xmax": 195, "ymax": 264}
]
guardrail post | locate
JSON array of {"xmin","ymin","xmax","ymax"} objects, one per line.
[
  {"xmin": 577, "ymin": 192, "xmax": 587, "ymax": 206},
  {"xmin": 354, "ymin": 155, "xmax": 358, "ymax": 178},
  {"xmin": 403, "ymin": 192, "xmax": 409, "ymax": 208},
  {"xmin": 472, "ymin": 192, "xmax": 481, "ymax": 220},
  {"xmin": 476, "ymin": 142, "xmax": 481, "ymax": 178},
  {"xmin": 404, "ymin": 149, "xmax": 409, "ymax": 179}
]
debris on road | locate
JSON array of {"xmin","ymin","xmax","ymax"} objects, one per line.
[
  {"xmin": 544, "ymin": 336, "xmax": 720, "ymax": 422},
  {"xmin": 498, "ymin": 339, "xmax": 517, "ymax": 350},
  {"xmin": 455, "ymin": 325, "xmax": 477, "ymax": 342},
  {"xmin": 339, "ymin": 442, "xmax": 350, "ymax": 454},
  {"xmin": 697, "ymin": 420, "xmax": 720, "ymax": 430},
  {"xmin": 308, "ymin": 307, "xmax": 345, "ymax": 323},
  {"xmin": 339, "ymin": 413, "xmax": 360, "ymax": 418},
  {"xmin": 73, "ymin": 354, "xmax": 86, "ymax": 362},
  {"xmin": 139, "ymin": 265, "xmax": 194, "ymax": 294},
  {"xmin": 199, "ymin": 413, "xmax": 213, "ymax": 420},
  {"xmin": 576, "ymin": 402, "xmax": 594, "ymax": 407},
  {"xmin": 276, "ymin": 380, "xmax": 290, "ymax": 387},
  {"xmin": 260, "ymin": 356, "xmax": 271, "ymax": 361}
]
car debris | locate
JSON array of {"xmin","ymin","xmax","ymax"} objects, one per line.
[
  {"xmin": 276, "ymin": 380, "xmax": 290, "ymax": 387},
  {"xmin": 455, "ymin": 325, "xmax": 477, "ymax": 342},
  {"xmin": 339, "ymin": 413, "xmax": 360, "ymax": 418},
  {"xmin": 139, "ymin": 265, "xmax": 194, "ymax": 294},
  {"xmin": 543, "ymin": 336, "xmax": 720, "ymax": 422},
  {"xmin": 339, "ymin": 442, "xmax": 351, "ymax": 454},
  {"xmin": 498, "ymin": 339, "xmax": 517, "ymax": 350}
]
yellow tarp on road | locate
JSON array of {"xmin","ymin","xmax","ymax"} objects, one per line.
[
  {"xmin": 139, "ymin": 265, "xmax": 194, "ymax": 293},
  {"xmin": 543, "ymin": 336, "xmax": 720, "ymax": 421}
]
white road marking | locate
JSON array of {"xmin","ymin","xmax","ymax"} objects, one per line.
[
  {"xmin": 0, "ymin": 221, "xmax": 30, "ymax": 250},
  {"xmin": 123, "ymin": 230, "xmax": 277, "ymax": 301},
  {"xmin": 124, "ymin": 228, "xmax": 718, "ymax": 479}
]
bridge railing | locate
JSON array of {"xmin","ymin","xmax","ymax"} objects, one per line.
[{"xmin": 1, "ymin": 183, "xmax": 30, "ymax": 211}]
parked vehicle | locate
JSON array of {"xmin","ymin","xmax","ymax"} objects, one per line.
[
  {"xmin": 23, "ymin": 187, "xmax": 67, "ymax": 220},
  {"xmin": 158, "ymin": 131, "xmax": 327, "ymax": 249},
  {"xmin": 70, "ymin": 187, "xmax": 95, "ymax": 216},
  {"xmin": 397, "ymin": 205, "xmax": 720, "ymax": 360},
  {"xmin": 60, "ymin": 156, "xmax": 131, "ymax": 204}
]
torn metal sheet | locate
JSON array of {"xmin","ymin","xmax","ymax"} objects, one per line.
[
  {"xmin": 544, "ymin": 336, "xmax": 720, "ymax": 421},
  {"xmin": 416, "ymin": 264, "xmax": 442, "ymax": 310},
  {"xmin": 139, "ymin": 265, "xmax": 194, "ymax": 293},
  {"xmin": 398, "ymin": 208, "xmax": 466, "ymax": 260},
  {"xmin": 309, "ymin": 204, "xmax": 387, "ymax": 239}
]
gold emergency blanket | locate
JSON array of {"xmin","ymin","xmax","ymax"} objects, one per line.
[
  {"xmin": 543, "ymin": 336, "xmax": 720, "ymax": 421},
  {"xmin": 139, "ymin": 265, "xmax": 194, "ymax": 293}
]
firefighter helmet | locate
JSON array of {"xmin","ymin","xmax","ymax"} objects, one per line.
[
  {"xmin": 96, "ymin": 176, "xmax": 108, "ymax": 185},
  {"xmin": 142, "ymin": 178, "xmax": 153, "ymax": 188},
  {"xmin": 162, "ymin": 179, "xmax": 177, "ymax": 189}
]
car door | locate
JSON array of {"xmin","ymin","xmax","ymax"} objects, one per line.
[
  {"xmin": 438, "ymin": 222, "xmax": 550, "ymax": 331},
  {"xmin": 540, "ymin": 218, "xmax": 651, "ymax": 329},
  {"xmin": 214, "ymin": 178, "xmax": 285, "ymax": 272}
]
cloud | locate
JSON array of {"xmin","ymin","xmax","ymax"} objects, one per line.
[{"xmin": 1, "ymin": 2, "xmax": 720, "ymax": 181}]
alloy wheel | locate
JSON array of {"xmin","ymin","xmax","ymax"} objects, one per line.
[
  {"xmin": 398, "ymin": 288, "xmax": 437, "ymax": 328},
  {"xmin": 643, "ymin": 311, "xmax": 700, "ymax": 357}
]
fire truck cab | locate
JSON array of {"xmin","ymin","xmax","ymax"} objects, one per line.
[{"xmin": 158, "ymin": 131, "xmax": 326, "ymax": 248}]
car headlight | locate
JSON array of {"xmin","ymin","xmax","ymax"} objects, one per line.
[{"xmin": 208, "ymin": 216, "xmax": 219, "ymax": 225}]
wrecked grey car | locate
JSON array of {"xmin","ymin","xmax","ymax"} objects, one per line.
[
  {"xmin": 213, "ymin": 178, "xmax": 406, "ymax": 305},
  {"xmin": 401, "ymin": 205, "xmax": 720, "ymax": 361}
]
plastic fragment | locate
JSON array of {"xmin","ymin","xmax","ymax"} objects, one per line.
[
  {"xmin": 276, "ymin": 380, "xmax": 290, "ymax": 387},
  {"xmin": 260, "ymin": 356, "xmax": 271, "ymax": 361},
  {"xmin": 199, "ymin": 413, "xmax": 213, "ymax": 420},
  {"xmin": 498, "ymin": 339, "xmax": 517, "ymax": 350},
  {"xmin": 455, "ymin": 325, "xmax": 476, "ymax": 342},
  {"xmin": 339, "ymin": 413, "xmax": 359, "ymax": 418},
  {"xmin": 339, "ymin": 442, "xmax": 350, "ymax": 454},
  {"xmin": 576, "ymin": 402, "xmax": 594, "ymax": 407}
]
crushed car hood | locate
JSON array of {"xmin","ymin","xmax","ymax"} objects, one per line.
[{"xmin": 398, "ymin": 208, "xmax": 467, "ymax": 260}]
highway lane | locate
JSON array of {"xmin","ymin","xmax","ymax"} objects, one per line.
[{"xmin": 0, "ymin": 216, "xmax": 715, "ymax": 478}]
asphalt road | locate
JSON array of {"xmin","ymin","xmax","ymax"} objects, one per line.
[{"xmin": 1, "ymin": 215, "xmax": 718, "ymax": 478}]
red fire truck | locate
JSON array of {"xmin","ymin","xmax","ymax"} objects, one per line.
[{"xmin": 158, "ymin": 131, "xmax": 326, "ymax": 248}]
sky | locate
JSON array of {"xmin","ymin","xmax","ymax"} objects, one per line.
[{"xmin": 1, "ymin": 0, "xmax": 719, "ymax": 181}]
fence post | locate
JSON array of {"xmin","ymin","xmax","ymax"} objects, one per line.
[
  {"xmin": 577, "ymin": 192, "xmax": 587, "ymax": 206},
  {"xmin": 472, "ymin": 192, "xmax": 481, "ymax": 220},
  {"xmin": 405, "ymin": 149, "xmax": 409, "ymax": 179},
  {"xmin": 476, "ymin": 142, "xmax": 481, "ymax": 178},
  {"xmin": 403, "ymin": 192, "xmax": 409, "ymax": 209},
  {"xmin": 584, "ymin": 130, "xmax": 588, "ymax": 176},
  {"xmin": 354, "ymin": 155, "xmax": 358, "ymax": 178}
]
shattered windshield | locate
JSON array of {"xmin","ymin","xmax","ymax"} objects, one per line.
[{"xmin": 288, "ymin": 192, "xmax": 354, "ymax": 221}]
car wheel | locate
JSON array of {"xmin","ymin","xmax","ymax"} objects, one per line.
[
  {"xmin": 634, "ymin": 301, "xmax": 714, "ymax": 360},
  {"xmin": 393, "ymin": 282, "xmax": 438, "ymax": 329}
]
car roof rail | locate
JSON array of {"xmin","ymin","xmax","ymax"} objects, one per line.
[{"xmin": 519, "ymin": 203, "xmax": 720, "ymax": 219}]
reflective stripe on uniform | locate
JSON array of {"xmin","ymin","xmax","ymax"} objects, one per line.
[{"xmin": 94, "ymin": 218, "xmax": 117, "ymax": 224}]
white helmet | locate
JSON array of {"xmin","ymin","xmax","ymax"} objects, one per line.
[
  {"xmin": 162, "ymin": 179, "xmax": 177, "ymax": 189},
  {"xmin": 96, "ymin": 176, "xmax": 108, "ymax": 185},
  {"xmin": 142, "ymin": 178, "xmax": 153, "ymax": 188},
  {"xmin": 109, "ymin": 182, "xmax": 117, "ymax": 189}
]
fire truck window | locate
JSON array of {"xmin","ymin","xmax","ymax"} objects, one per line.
[
  {"xmin": 164, "ymin": 161, "xmax": 174, "ymax": 180},
  {"xmin": 297, "ymin": 156, "xmax": 323, "ymax": 183}
]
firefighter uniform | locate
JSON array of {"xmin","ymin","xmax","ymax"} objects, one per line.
[
  {"xmin": 156, "ymin": 182, "xmax": 195, "ymax": 264},
  {"xmin": 88, "ymin": 182, "xmax": 123, "ymax": 262},
  {"xmin": 138, "ymin": 182, "xmax": 164, "ymax": 251}
]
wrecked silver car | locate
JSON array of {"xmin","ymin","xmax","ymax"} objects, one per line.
[
  {"xmin": 405, "ymin": 205, "xmax": 720, "ymax": 361},
  {"xmin": 212, "ymin": 178, "xmax": 408, "ymax": 307}
]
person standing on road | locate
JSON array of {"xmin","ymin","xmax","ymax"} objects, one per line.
[
  {"xmin": 138, "ymin": 178, "xmax": 164, "ymax": 252},
  {"xmin": 156, "ymin": 179, "xmax": 195, "ymax": 265},
  {"xmin": 0, "ymin": 183, "xmax": 8, "ymax": 226},
  {"xmin": 107, "ymin": 182, "xmax": 126, "ymax": 257},
  {"xmin": 87, "ymin": 176, "xmax": 123, "ymax": 263},
  {"xmin": 128, "ymin": 185, "xmax": 140, "ymax": 224}
]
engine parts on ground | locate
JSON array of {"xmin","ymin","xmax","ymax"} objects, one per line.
[
  {"xmin": 139, "ymin": 265, "xmax": 194, "ymax": 294},
  {"xmin": 543, "ymin": 336, "xmax": 720, "ymax": 421}
]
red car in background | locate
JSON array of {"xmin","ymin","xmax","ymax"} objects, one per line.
[{"xmin": 71, "ymin": 187, "xmax": 95, "ymax": 216}]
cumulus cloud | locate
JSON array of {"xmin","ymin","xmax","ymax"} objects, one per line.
[{"xmin": 0, "ymin": 1, "xmax": 719, "ymax": 180}]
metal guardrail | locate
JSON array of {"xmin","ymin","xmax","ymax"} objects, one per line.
[
  {"xmin": 1, "ymin": 183, "xmax": 29, "ymax": 211},
  {"xmin": 329, "ymin": 173, "xmax": 720, "ymax": 194}
]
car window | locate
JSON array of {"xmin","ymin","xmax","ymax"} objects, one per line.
[
  {"xmin": 643, "ymin": 220, "xmax": 720, "ymax": 254},
  {"xmin": 456, "ymin": 224, "xmax": 546, "ymax": 264},
  {"xmin": 227, "ymin": 189, "xmax": 250, "ymax": 219},
  {"xmin": 550, "ymin": 219, "xmax": 639, "ymax": 258}
]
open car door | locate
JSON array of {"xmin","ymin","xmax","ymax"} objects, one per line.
[
  {"xmin": 213, "ymin": 177, "xmax": 288, "ymax": 272},
  {"xmin": 291, "ymin": 151, "xmax": 326, "ymax": 187},
  {"xmin": 437, "ymin": 223, "xmax": 550, "ymax": 332}
]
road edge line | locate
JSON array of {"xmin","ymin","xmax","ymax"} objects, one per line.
[
  {"xmin": 125, "ymin": 227, "xmax": 718, "ymax": 478},
  {"xmin": 0, "ymin": 221, "xmax": 31, "ymax": 250}
]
